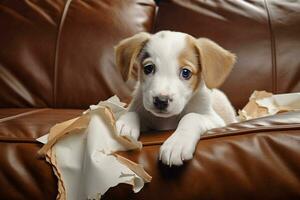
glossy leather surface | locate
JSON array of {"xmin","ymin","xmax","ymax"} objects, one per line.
[
  {"xmin": 0, "ymin": 108, "xmax": 299, "ymax": 199},
  {"xmin": 0, "ymin": 0, "xmax": 156, "ymax": 108},
  {"xmin": 154, "ymin": 0, "xmax": 300, "ymax": 109},
  {"xmin": 0, "ymin": 0, "xmax": 299, "ymax": 199}
]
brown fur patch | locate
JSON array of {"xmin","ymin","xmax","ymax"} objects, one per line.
[
  {"xmin": 194, "ymin": 38, "xmax": 236, "ymax": 88},
  {"xmin": 178, "ymin": 36, "xmax": 202, "ymax": 91},
  {"xmin": 115, "ymin": 32, "xmax": 150, "ymax": 81}
]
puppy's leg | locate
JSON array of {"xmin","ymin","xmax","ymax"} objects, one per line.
[
  {"xmin": 159, "ymin": 113, "xmax": 224, "ymax": 166},
  {"xmin": 116, "ymin": 111, "xmax": 140, "ymax": 140},
  {"xmin": 116, "ymin": 85, "xmax": 142, "ymax": 140},
  {"xmin": 211, "ymin": 89, "xmax": 237, "ymax": 124}
]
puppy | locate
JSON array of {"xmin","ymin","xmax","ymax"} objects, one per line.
[{"xmin": 115, "ymin": 31, "xmax": 237, "ymax": 166}]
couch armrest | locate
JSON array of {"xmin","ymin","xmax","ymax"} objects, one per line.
[{"xmin": 106, "ymin": 111, "xmax": 300, "ymax": 200}]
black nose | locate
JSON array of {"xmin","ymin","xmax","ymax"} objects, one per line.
[{"xmin": 153, "ymin": 96, "xmax": 170, "ymax": 110}]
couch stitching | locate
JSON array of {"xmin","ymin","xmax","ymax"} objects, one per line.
[
  {"xmin": 53, "ymin": 0, "xmax": 73, "ymax": 108},
  {"xmin": 264, "ymin": 0, "xmax": 277, "ymax": 93}
]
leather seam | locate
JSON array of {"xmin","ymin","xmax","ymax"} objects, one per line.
[
  {"xmin": 0, "ymin": 138, "xmax": 40, "ymax": 143},
  {"xmin": 0, "ymin": 124, "xmax": 299, "ymax": 144},
  {"xmin": 264, "ymin": 0, "xmax": 277, "ymax": 93},
  {"xmin": 143, "ymin": 124, "xmax": 300, "ymax": 146},
  {"xmin": 53, "ymin": 0, "xmax": 73, "ymax": 108},
  {"xmin": 204, "ymin": 124, "xmax": 300, "ymax": 139},
  {"xmin": 0, "ymin": 108, "xmax": 50, "ymax": 123},
  {"xmin": 150, "ymin": 1, "xmax": 159, "ymax": 33}
]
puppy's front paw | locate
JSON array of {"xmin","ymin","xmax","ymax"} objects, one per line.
[
  {"xmin": 116, "ymin": 112, "xmax": 140, "ymax": 140},
  {"xmin": 159, "ymin": 132, "xmax": 197, "ymax": 166}
]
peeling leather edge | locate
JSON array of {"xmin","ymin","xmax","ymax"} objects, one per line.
[{"xmin": 46, "ymin": 147, "xmax": 66, "ymax": 200}]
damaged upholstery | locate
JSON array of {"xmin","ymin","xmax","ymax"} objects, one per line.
[{"xmin": 0, "ymin": 0, "xmax": 300, "ymax": 199}]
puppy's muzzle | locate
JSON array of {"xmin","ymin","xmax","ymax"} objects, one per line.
[{"xmin": 153, "ymin": 95, "xmax": 172, "ymax": 110}]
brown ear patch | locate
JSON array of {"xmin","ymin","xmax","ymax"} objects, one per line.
[
  {"xmin": 195, "ymin": 38, "xmax": 236, "ymax": 89},
  {"xmin": 178, "ymin": 36, "xmax": 202, "ymax": 91},
  {"xmin": 115, "ymin": 32, "xmax": 150, "ymax": 81}
]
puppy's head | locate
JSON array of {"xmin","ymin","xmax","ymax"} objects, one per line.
[{"xmin": 115, "ymin": 31, "xmax": 236, "ymax": 118}]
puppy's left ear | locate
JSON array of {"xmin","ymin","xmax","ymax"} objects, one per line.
[
  {"xmin": 195, "ymin": 38, "xmax": 236, "ymax": 89},
  {"xmin": 115, "ymin": 32, "xmax": 151, "ymax": 81}
]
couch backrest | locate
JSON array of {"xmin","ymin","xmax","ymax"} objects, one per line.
[
  {"xmin": 0, "ymin": 0, "xmax": 299, "ymax": 109},
  {"xmin": 0, "ymin": 0, "xmax": 156, "ymax": 108},
  {"xmin": 154, "ymin": 0, "xmax": 300, "ymax": 109}
]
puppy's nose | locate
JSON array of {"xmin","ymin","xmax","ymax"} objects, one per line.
[{"xmin": 153, "ymin": 95, "xmax": 170, "ymax": 110}]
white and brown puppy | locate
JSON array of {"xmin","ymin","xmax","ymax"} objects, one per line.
[{"xmin": 115, "ymin": 31, "xmax": 237, "ymax": 166}]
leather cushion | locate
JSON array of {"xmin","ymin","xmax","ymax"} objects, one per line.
[{"xmin": 1, "ymin": 109, "xmax": 299, "ymax": 199}]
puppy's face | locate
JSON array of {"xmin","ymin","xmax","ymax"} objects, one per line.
[
  {"xmin": 139, "ymin": 32, "xmax": 200, "ymax": 117},
  {"xmin": 115, "ymin": 31, "xmax": 235, "ymax": 118}
]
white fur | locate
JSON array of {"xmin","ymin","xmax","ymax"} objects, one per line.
[
  {"xmin": 141, "ymin": 32, "xmax": 192, "ymax": 118},
  {"xmin": 116, "ymin": 31, "xmax": 236, "ymax": 166}
]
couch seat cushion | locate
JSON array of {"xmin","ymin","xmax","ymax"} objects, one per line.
[{"xmin": 1, "ymin": 109, "xmax": 300, "ymax": 199}]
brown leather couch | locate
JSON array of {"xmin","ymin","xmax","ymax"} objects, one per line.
[{"xmin": 1, "ymin": 0, "xmax": 300, "ymax": 199}]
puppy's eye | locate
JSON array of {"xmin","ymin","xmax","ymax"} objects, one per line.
[
  {"xmin": 180, "ymin": 68, "xmax": 192, "ymax": 80},
  {"xmin": 144, "ymin": 63, "xmax": 155, "ymax": 75}
]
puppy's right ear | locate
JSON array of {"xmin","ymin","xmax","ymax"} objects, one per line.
[
  {"xmin": 194, "ymin": 38, "xmax": 236, "ymax": 89},
  {"xmin": 115, "ymin": 32, "xmax": 150, "ymax": 81}
]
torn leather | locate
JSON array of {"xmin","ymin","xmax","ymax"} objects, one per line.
[
  {"xmin": 239, "ymin": 91, "xmax": 300, "ymax": 121},
  {"xmin": 37, "ymin": 96, "xmax": 151, "ymax": 200}
]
